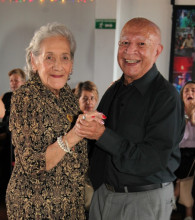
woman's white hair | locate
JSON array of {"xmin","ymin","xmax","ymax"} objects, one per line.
[{"xmin": 25, "ymin": 22, "xmax": 76, "ymax": 78}]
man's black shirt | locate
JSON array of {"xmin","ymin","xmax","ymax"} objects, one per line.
[{"xmin": 89, "ymin": 64, "xmax": 185, "ymax": 190}]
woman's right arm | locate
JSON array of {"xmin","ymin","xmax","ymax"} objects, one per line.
[
  {"xmin": 10, "ymin": 91, "xmax": 85, "ymax": 176},
  {"xmin": 45, "ymin": 128, "xmax": 82, "ymax": 170},
  {"xmin": 46, "ymin": 111, "xmax": 106, "ymax": 170}
]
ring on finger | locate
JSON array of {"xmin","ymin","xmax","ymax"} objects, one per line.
[{"xmin": 82, "ymin": 115, "xmax": 86, "ymax": 120}]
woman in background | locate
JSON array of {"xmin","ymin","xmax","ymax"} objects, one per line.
[
  {"xmin": 74, "ymin": 81, "xmax": 99, "ymax": 216},
  {"xmin": 174, "ymin": 81, "xmax": 195, "ymax": 220},
  {"xmin": 1, "ymin": 68, "xmax": 26, "ymax": 125},
  {"xmin": 74, "ymin": 81, "xmax": 99, "ymax": 113},
  {"xmin": 6, "ymin": 22, "xmax": 89, "ymax": 219}
]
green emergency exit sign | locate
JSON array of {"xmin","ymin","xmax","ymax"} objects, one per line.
[{"xmin": 95, "ymin": 19, "xmax": 116, "ymax": 29}]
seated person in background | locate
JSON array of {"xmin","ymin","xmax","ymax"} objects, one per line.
[
  {"xmin": 174, "ymin": 81, "xmax": 195, "ymax": 220},
  {"xmin": 0, "ymin": 99, "xmax": 5, "ymax": 119},
  {"xmin": 1, "ymin": 68, "xmax": 26, "ymax": 128},
  {"xmin": 74, "ymin": 81, "xmax": 99, "ymax": 113}
]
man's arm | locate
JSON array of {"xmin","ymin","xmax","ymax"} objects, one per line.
[{"xmin": 75, "ymin": 90, "xmax": 185, "ymax": 177}]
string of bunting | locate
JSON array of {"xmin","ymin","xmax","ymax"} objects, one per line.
[{"xmin": 1, "ymin": 0, "xmax": 94, "ymax": 3}]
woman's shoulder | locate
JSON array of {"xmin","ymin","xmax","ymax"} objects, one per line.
[
  {"xmin": 14, "ymin": 78, "xmax": 40, "ymax": 96},
  {"xmin": 12, "ymin": 79, "xmax": 39, "ymax": 107}
]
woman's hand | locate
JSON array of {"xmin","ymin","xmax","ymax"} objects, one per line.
[
  {"xmin": 74, "ymin": 111, "xmax": 106, "ymax": 140},
  {"xmin": 78, "ymin": 111, "xmax": 106, "ymax": 124}
]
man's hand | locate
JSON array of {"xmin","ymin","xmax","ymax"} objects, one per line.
[{"xmin": 74, "ymin": 111, "xmax": 106, "ymax": 140}]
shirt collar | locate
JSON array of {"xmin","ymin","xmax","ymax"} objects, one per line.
[{"xmin": 120, "ymin": 64, "xmax": 159, "ymax": 96}]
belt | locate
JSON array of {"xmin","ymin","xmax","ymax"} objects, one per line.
[{"xmin": 105, "ymin": 182, "xmax": 171, "ymax": 193}]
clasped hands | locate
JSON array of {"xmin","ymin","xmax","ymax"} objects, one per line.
[{"xmin": 74, "ymin": 111, "xmax": 106, "ymax": 140}]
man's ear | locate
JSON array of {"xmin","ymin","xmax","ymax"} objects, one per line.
[{"xmin": 155, "ymin": 44, "xmax": 163, "ymax": 58}]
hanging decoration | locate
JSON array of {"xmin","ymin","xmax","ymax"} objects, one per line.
[{"xmin": 1, "ymin": 0, "xmax": 94, "ymax": 3}]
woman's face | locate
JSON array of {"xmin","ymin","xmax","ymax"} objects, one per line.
[
  {"xmin": 9, "ymin": 73, "xmax": 25, "ymax": 91},
  {"xmin": 32, "ymin": 36, "xmax": 73, "ymax": 96},
  {"xmin": 79, "ymin": 90, "xmax": 98, "ymax": 112},
  {"xmin": 183, "ymin": 83, "xmax": 195, "ymax": 108}
]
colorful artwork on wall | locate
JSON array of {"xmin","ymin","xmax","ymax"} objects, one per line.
[{"xmin": 169, "ymin": 5, "xmax": 195, "ymax": 92}]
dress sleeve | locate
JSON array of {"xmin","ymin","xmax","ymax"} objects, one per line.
[
  {"xmin": 96, "ymin": 90, "xmax": 185, "ymax": 177},
  {"xmin": 9, "ymin": 91, "xmax": 49, "ymax": 178}
]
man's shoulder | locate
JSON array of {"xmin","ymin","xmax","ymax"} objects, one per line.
[
  {"xmin": 153, "ymin": 72, "xmax": 176, "ymax": 90},
  {"xmin": 151, "ymin": 73, "xmax": 180, "ymax": 100},
  {"xmin": 97, "ymin": 79, "xmax": 121, "ymax": 112}
]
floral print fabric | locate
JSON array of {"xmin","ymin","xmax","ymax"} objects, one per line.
[{"xmin": 6, "ymin": 74, "xmax": 88, "ymax": 219}]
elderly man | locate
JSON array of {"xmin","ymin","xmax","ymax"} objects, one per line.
[{"xmin": 75, "ymin": 17, "xmax": 185, "ymax": 220}]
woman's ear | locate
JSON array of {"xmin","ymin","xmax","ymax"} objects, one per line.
[{"xmin": 31, "ymin": 53, "xmax": 37, "ymax": 72}]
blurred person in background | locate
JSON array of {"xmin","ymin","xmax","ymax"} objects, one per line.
[
  {"xmin": 0, "ymin": 68, "xmax": 26, "ymax": 128},
  {"xmin": 74, "ymin": 81, "xmax": 99, "ymax": 113},
  {"xmin": 174, "ymin": 81, "xmax": 195, "ymax": 220},
  {"xmin": 0, "ymin": 68, "xmax": 26, "ymax": 203},
  {"xmin": 74, "ymin": 81, "xmax": 99, "ymax": 218}
]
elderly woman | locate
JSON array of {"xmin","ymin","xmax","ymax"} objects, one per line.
[
  {"xmin": 6, "ymin": 23, "xmax": 88, "ymax": 219},
  {"xmin": 0, "ymin": 99, "xmax": 5, "ymax": 118},
  {"xmin": 174, "ymin": 81, "xmax": 195, "ymax": 220},
  {"xmin": 74, "ymin": 81, "xmax": 99, "ymax": 113}
]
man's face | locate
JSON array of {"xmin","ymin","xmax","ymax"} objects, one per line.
[{"xmin": 117, "ymin": 24, "xmax": 163, "ymax": 84}]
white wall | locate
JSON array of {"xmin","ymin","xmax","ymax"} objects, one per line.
[
  {"xmin": 0, "ymin": 1, "xmax": 95, "ymax": 94},
  {"xmin": 113, "ymin": 0, "xmax": 173, "ymax": 81},
  {"xmin": 93, "ymin": 0, "xmax": 117, "ymax": 99}
]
